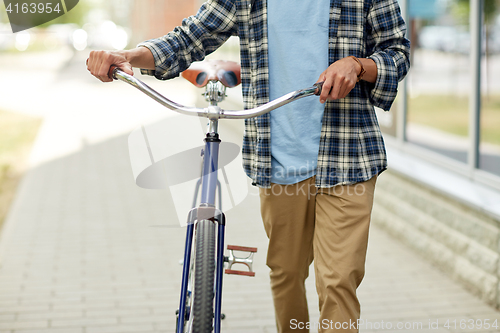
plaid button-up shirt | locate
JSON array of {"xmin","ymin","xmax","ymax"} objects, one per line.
[{"xmin": 138, "ymin": 0, "xmax": 411, "ymax": 188}]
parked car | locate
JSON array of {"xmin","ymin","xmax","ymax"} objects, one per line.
[{"xmin": 418, "ymin": 25, "xmax": 470, "ymax": 54}]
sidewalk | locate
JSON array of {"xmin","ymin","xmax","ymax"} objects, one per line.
[{"xmin": 0, "ymin": 51, "xmax": 499, "ymax": 333}]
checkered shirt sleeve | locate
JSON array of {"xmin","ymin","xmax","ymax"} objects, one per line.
[
  {"xmin": 137, "ymin": 0, "xmax": 238, "ymax": 80},
  {"xmin": 366, "ymin": 0, "xmax": 411, "ymax": 111}
]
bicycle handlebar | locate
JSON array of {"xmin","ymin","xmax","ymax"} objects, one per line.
[{"xmin": 108, "ymin": 66, "xmax": 323, "ymax": 120}]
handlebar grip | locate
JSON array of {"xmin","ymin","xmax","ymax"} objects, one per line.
[
  {"xmin": 108, "ymin": 65, "xmax": 119, "ymax": 80},
  {"xmin": 313, "ymin": 81, "xmax": 334, "ymax": 96},
  {"xmin": 314, "ymin": 82, "xmax": 324, "ymax": 96}
]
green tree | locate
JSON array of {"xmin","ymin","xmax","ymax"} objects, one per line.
[
  {"xmin": 454, "ymin": 0, "xmax": 500, "ymax": 99},
  {"xmin": 454, "ymin": 0, "xmax": 498, "ymax": 25},
  {"xmin": 40, "ymin": 1, "xmax": 92, "ymax": 27}
]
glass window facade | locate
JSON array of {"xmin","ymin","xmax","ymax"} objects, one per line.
[
  {"xmin": 407, "ymin": 0, "xmax": 470, "ymax": 163},
  {"xmin": 388, "ymin": 0, "xmax": 500, "ymax": 189},
  {"xmin": 480, "ymin": 1, "xmax": 500, "ymax": 176}
]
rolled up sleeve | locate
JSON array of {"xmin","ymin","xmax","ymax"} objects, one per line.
[{"xmin": 365, "ymin": 0, "xmax": 410, "ymax": 111}]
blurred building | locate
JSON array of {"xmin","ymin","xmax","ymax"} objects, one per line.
[
  {"xmin": 375, "ymin": 0, "xmax": 500, "ymax": 310},
  {"xmin": 129, "ymin": 0, "xmax": 202, "ymax": 45}
]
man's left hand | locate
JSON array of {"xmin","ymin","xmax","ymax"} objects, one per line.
[{"xmin": 316, "ymin": 56, "xmax": 360, "ymax": 104}]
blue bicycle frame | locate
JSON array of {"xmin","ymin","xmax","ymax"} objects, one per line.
[{"xmin": 177, "ymin": 120, "xmax": 225, "ymax": 333}]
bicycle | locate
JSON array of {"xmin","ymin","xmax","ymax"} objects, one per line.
[{"xmin": 108, "ymin": 60, "xmax": 324, "ymax": 333}]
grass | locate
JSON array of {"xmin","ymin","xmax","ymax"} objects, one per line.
[
  {"xmin": 0, "ymin": 110, "xmax": 42, "ymax": 230},
  {"xmin": 408, "ymin": 94, "xmax": 500, "ymax": 145}
]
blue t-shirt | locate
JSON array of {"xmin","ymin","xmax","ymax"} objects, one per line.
[{"xmin": 268, "ymin": 0, "xmax": 329, "ymax": 185}]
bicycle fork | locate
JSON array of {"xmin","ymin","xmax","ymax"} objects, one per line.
[{"xmin": 177, "ymin": 120, "xmax": 226, "ymax": 333}]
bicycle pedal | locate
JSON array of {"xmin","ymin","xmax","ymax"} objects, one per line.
[
  {"xmin": 225, "ymin": 269, "xmax": 255, "ymax": 277},
  {"xmin": 225, "ymin": 245, "xmax": 257, "ymax": 277},
  {"xmin": 227, "ymin": 245, "xmax": 257, "ymax": 253}
]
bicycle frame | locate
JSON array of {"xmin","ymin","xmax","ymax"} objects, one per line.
[
  {"xmin": 108, "ymin": 66, "xmax": 323, "ymax": 333},
  {"xmin": 177, "ymin": 80, "xmax": 229, "ymax": 333}
]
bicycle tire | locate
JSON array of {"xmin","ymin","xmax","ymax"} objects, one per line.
[{"xmin": 192, "ymin": 219, "xmax": 216, "ymax": 332}]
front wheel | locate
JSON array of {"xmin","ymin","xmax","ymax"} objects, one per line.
[{"xmin": 192, "ymin": 219, "xmax": 216, "ymax": 332}]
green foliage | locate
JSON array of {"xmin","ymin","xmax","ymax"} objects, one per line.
[
  {"xmin": 0, "ymin": 110, "xmax": 41, "ymax": 229},
  {"xmin": 0, "ymin": 2, "xmax": 8, "ymax": 24},
  {"xmin": 408, "ymin": 94, "xmax": 500, "ymax": 145},
  {"xmin": 453, "ymin": 0, "xmax": 499, "ymax": 25},
  {"xmin": 0, "ymin": 110, "xmax": 42, "ymax": 158},
  {"xmin": 40, "ymin": 1, "xmax": 92, "ymax": 27},
  {"xmin": 453, "ymin": 0, "xmax": 470, "ymax": 25}
]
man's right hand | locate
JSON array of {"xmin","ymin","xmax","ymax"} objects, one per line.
[
  {"xmin": 87, "ymin": 50, "xmax": 133, "ymax": 82},
  {"xmin": 87, "ymin": 47, "xmax": 155, "ymax": 83}
]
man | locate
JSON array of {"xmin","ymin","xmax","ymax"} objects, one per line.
[{"xmin": 87, "ymin": 0, "xmax": 410, "ymax": 331}]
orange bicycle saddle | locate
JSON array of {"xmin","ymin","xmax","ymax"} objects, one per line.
[{"xmin": 181, "ymin": 60, "xmax": 241, "ymax": 88}]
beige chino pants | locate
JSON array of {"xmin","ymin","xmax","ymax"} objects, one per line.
[{"xmin": 259, "ymin": 176, "xmax": 376, "ymax": 333}]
